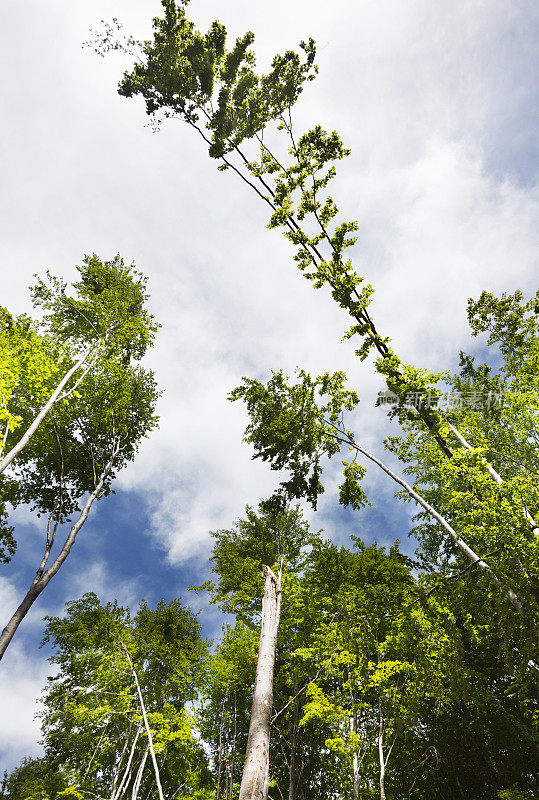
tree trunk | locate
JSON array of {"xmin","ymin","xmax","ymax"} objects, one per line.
[
  {"xmin": 238, "ymin": 565, "xmax": 282, "ymax": 800},
  {"xmin": 378, "ymin": 709, "xmax": 387, "ymax": 800},
  {"xmin": 351, "ymin": 710, "xmax": 360, "ymax": 800},
  {"xmin": 0, "ymin": 340, "xmax": 99, "ymax": 474},
  {"xmin": 0, "ymin": 449, "xmax": 115, "ymax": 660}
]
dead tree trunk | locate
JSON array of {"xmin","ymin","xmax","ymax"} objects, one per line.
[{"xmin": 238, "ymin": 565, "xmax": 282, "ymax": 800}]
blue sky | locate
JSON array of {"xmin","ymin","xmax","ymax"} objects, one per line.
[{"xmin": 1, "ymin": 0, "xmax": 538, "ymax": 772}]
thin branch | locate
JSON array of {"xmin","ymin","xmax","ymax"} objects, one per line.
[
  {"xmin": 324, "ymin": 419, "xmax": 522, "ymax": 612},
  {"xmin": 448, "ymin": 422, "xmax": 539, "ymax": 535},
  {"xmin": 406, "ymin": 549, "xmax": 505, "ymax": 609},
  {"xmin": 119, "ymin": 641, "xmax": 165, "ymax": 800},
  {"xmin": 271, "ymin": 669, "xmax": 320, "ymax": 725}
]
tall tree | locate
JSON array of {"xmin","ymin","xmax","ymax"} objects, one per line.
[
  {"xmin": 199, "ymin": 503, "xmax": 352, "ymax": 800},
  {"xmin": 0, "ymin": 254, "xmax": 159, "ymax": 659},
  {"xmin": 94, "ymin": 0, "xmax": 462, "ymax": 462},
  {"xmin": 238, "ymin": 563, "xmax": 282, "ymax": 800},
  {"xmin": 37, "ymin": 592, "xmax": 212, "ymax": 799}
]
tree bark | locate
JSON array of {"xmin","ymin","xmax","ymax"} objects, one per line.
[
  {"xmin": 378, "ymin": 709, "xmax": 387, "ymax": 800},
  {"xmin": 238, "ymin": 565, "xmax": 282, "ymax": 800},
  {"xmin": 351, "ymin": 710, "xmax": 360, "ymax": 800},
  {"xmin": 0, "ymin": 340, "xmax": 99, "ymax": 474},
  {"xmin": 0, "ymin": 447, "xmax": 116, "ymax": 660}
]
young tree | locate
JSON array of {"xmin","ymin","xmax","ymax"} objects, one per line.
[
  {"xmin": 0, "ymin": 255, "xmax": 159, "ymax": 660},
  {"xmin": 0, "ymin": 254, "xmax": 156, "ymax": 475},
  {"xmin": 37, "ymin": 592, "xmax": 212, "ymax": 799}
]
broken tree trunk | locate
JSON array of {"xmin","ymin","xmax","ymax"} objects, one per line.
[{"xmin": 238, "ymin": 565, "xmax": 282, "ymax": 800}]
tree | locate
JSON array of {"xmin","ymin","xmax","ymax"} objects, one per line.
[
  {"xmin": 3, "ymin": 758, "xmax": 70, "ymax": 800},
  {"xmin": 200, "ymin": 504, "xmax": 371, "ymax": 799},
  {"xmin": 238, "ymin": 563, "xmax": 282, "ymax": 800},
  {"xmin": 36, "ymin": 592, "xmax": 212, "ymax": 799},
  {"xmin": 0, "ymin": 254, "xmax": 159, "ymax": 659},
  {"xmin": 0, "ymin": 254, "xmax": 156, "ymax": 475},
  {"xmin": 197, "ymin": 502, "xmax": 328, "ymax": 800},
  {"xmin": 94, "ymin": 0, "xmax": 460, "ymax": 462},
  {"xmin": 96, "ymin": 1, "xmax": 536, "ymax": 617}
]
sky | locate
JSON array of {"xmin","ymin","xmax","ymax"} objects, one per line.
[{"xmin": 0, "ymin": 0, "xmax": 538, "ymax": 772}]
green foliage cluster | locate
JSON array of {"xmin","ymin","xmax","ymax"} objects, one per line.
[
  {"xmin": 107, "ymin": 0, "xmax": 458, "ymax": 462},
  {"xmin": 14, "ymin": 594, "xmax": 212, "ymax": 800},
  {"xmin": 1, "ymin": 254, "xmax": 159, "ymax": 550}
]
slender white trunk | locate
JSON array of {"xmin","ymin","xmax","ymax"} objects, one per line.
[
  {"xmin": 130, "ymin": 748, "xmax": 149, "ymax": 800},
  {"xmin": 111, "ymin": 728, "xmax": 141, "ymax": 800},
  {"xmin": 0, "ymin": 445, "xmax": 117, "ymax": 660},
  {"xmin": 351, "ymin": 711, "xmax": 360, "ymax": 800},
  {"xmin": 378, "ymin": 710, "xmax": 387, "ymax": 800},
  {"xmin": 448, "ymin": 422, "xmax": 539, "ymax": 536},
  {"xmin": 120, "ymin": 643, "xmax": 165, "ymax": 800},
  {"xmin": 0, "ymin": 340, "xmax": 99, "ymax": 474},
  {"xmin": 332, "ymin": 428, "xmax": 522, "ymax": 612},
  {"xmin": 238, "ymin": 566, "xmax": 282, "ymax": 800}
]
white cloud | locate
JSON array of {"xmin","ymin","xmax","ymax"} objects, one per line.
[{"xmin": 0, "ymin": 637, "xmax": 47, "ymax": 771}]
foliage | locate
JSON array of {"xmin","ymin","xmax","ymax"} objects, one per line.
[
  {"xmin": 3, "ymin": 758, "xmax": 70, "ymax": 800},
  {"xmin": 229, "ymin": 370, "xmax": 362, "ymax": 510},
  {"xmin": 38, "ymin": 592, "xmax": 211, "ymax": 799},
  {"xmin": 198, "ymin": 501, "xmax": 314, "ymax": 622},
  {"xmin": 0, "ymin": 254, "xmax": 160, "ymax": 552},
  {"xmin": 98, "ymin": 0, "xmax": 459, "ymax": 463}
]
